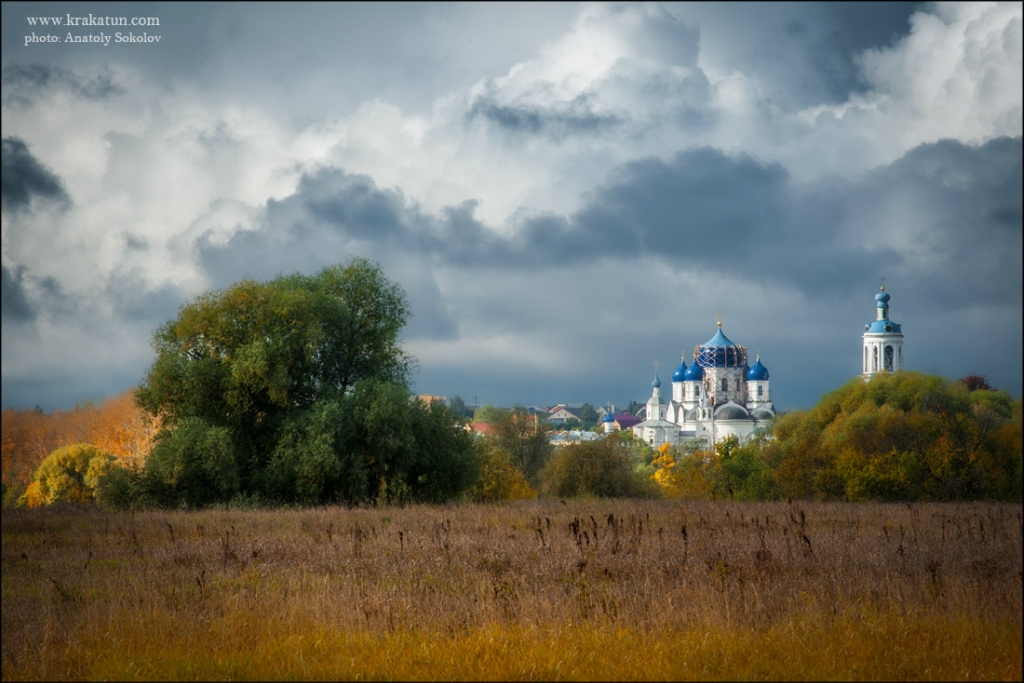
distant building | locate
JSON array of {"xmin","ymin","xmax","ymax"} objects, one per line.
[
  {"xmin": 546, "ymin": 404, "xmax": 583, "ymax": 425},
  {"xmin": 601, "ymin": 412, "xmax": 642, "ymax": 433},
  {"xmin": 632, "ymin": 320, "xmax": 775, "ymax": 448},
  {"xmin": 549, "ymin": 430, "xmax": 602, "ymax": 446},
  {"xmin": 417, "ymin": 394, "xmax": 447, "ymax": 406},
  {"xmin": 466, "ymin": 422, "xmax": 497, "ymax": 436}
]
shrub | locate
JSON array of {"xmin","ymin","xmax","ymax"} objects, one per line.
[
  {"xmin": 540, "ymin": 435, "xmax": 659, "ymax": 499},
  {"xmin": 16, "ymin": 443, "xmax": 117, "ymax": 507},
  {"xmin": 471, "ymin": 442, "xmax": 537, "ymax": 502}
]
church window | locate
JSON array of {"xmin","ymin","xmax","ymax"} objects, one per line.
[
  {"xmin": 695, "ymin": 386, "xmax": 700, "ymax": 397},
  {"xmin": 873, "ymin": 346, "xmax": 878, "ymax": 371},
  {"xmin": 721, "ymin": 378, "xmax": 728, "ymax": 391},
  {"xmin": 885, "ymin": 345, "xmax": 894, "ymax": 371},
  {"xmin": 757, "ymin": 386, "xmax": 763, "ymax": 397}
]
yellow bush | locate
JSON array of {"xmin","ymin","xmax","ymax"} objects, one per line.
[{"xmin": 17, "ymin": 443, "xmax": 118, "ymax": 506}]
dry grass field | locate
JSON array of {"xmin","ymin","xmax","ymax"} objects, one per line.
[{"xmin": 2, "ymin": 500, "xmax": 1021, "ymax": 681}]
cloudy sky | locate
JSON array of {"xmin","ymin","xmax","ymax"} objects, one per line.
[{"xmin": 2, "ymin": 2, "xmax": 1021, "ymax": 413}]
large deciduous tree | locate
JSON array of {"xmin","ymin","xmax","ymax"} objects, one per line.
[{"xmin": 134, "ymin": 259, "xmax": 473, "ymax": 506}]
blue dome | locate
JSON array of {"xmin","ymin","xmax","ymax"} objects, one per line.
[
  {"xmin": 876, "ymin": 290, "xmax": 890, "ymax": 304},
  {"xmin": 747, "ymin": 358, "xmax": 770, "ymax": 381},
  {"xmin": 602, "ymin": 412, "xmax": 615, "ymax": 423},
  {"xmin": 672, "ymin": 359, "xmax": 688, "ymax": 382},
  {"xmin": 703, "ymin": 327, "xmax": 736, "ymax": 348},
  {"xmin": 683, "ymin": 362, "xmax": 704, "ymax": 381},
  {"xmin": 696, "ymin": 326, "xmax": 746, "ymax": 368},
  {"xmin": 652, "ymin": 375, "xmax": 662, "ymax": 388},
  {"xmin": 865, "ymin": 320, "xmax": 902, "ymax": 334}
]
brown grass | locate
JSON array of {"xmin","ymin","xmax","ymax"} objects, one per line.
[{"xmin": 2, "ymin": 500, "xmax": 1021, "ymax": 680}]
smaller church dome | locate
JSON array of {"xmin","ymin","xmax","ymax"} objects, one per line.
[
  {"xmin": 683, "ymin": 362, "xmax": 704, "ymax": 381},
  {"xmin": 602, "ymin": 412, "xmax": 615, "ymax": 423},
  {"xmin": 652, "ymin": 375, "xmax": 662, "ymax": 388},
  {"xmin": 876, "ymin": 290, "xmax": 890, "ymax": 304},
  {"xmin": 747, "ymin": 358, "xmax": 770, "ymax": 381},
  {"xmin": 672, "ymin": 359, "xmax": 687, "ymax": 382}
]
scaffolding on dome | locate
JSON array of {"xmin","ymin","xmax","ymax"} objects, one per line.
[{"xmin": 694, "ymin": 343, "xmax": 748, "ymax": 368}]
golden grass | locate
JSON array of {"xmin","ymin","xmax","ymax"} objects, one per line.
[{"xmin": 3, "ymin": 500, "xmax": 1021, "ymax": 681}]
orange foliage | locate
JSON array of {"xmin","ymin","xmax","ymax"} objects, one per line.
[{"xmin": 1, "ymin": 389, "xmax": 159, "ymax": 488}]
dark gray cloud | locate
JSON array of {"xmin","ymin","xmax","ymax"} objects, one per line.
[
  {"xmin": 679, "ymin": 1, "xmax": 920, "ymax": 109},
  {"xmin": 1, "ymin": 136, "xmax": 70, "ymax": 213},
  {"xmin": 467, "ymin": 94, "xmax": 621, "ymax": 139},
  {"xmin": 104, "ymin": 268, "xmax": 186, "ymax": 324},
  {"xmin": 0, "ymin": 260, "xmax": 73, "ymax": 323},
  {"xmin": 1, "ymin": 63, "xmax": 123, "ymax": 107},
  {"xmin": 198, "ymin": 137, "xmax": 1021, "ymax": 315},
  {"xmin": 854, "ymin": 137, "xmax": 1023, "ymax": 309},
  {"xmin": 1, "ymin": 263, "xmax": 35, "ymax": 321}
]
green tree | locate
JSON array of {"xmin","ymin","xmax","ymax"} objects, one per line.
[
  {"xmin": 448, "ymin": 395, "xmax": 473, "ymax": 419},
  {"xmin": 473, "ymin": 404, "xmax": 507, "ymax": 423},
  {"xmin": 579, "ymin": 403, "xmax": 599, "ymax": 429},
  {"xmin": 134, "ymin": 259, "xmax": 475, "ymax": 507},
  {"xmin": 766, "ymin": 372, "xmax": 1021, "ymax": 502},
  {"xmin": 492, "ymin": 408, "xmax": 553, "ymax": 488},
  {"xmin": 144, "ymin": 417, "xmax": 239, "ymax": 508},
  {"xmin": 470, "ymin": 441, "xmax": 537, "ymax": 502},
  {"xmin": 17, "ymin": 443, "xmax": 118, "ymax": 507},
  {"xmin": 540, "ymin": 434, "xmax": 659, "ymax": 499}
]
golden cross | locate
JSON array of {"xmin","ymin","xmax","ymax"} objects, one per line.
[{"xmin": 653, "ymin": 359, "xmax": 659, "ymax": 374}]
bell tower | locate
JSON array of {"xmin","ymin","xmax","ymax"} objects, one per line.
[{"xmin": 862, "ymin": 286, "xmax": 903, "ymax": 378}]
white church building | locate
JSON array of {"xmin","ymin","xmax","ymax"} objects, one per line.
[{"xmin": 632, "ymin": 320, "xmax": 775, "ymax": 448}]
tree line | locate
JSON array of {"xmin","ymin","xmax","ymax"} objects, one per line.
[
  {"xmin": 5, "ymin": 260, "xmax": 1021, "ymax": 508},
  {"xmin": 652, "ymin": 371, "xmax": 1022, "ymax": 502}
]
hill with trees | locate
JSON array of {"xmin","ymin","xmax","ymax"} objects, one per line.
[{"xmin": 652, "ymin": 371, "xmax": 1022, "ymax": 502}]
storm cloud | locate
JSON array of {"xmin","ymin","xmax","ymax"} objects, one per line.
[
  {"xmin": 1, "ymin": 136, "xmax": 70, "ymax": 213},
  {"xmin": 1, "ymin": 2, "xmax": 1020, "ymax": 412}
]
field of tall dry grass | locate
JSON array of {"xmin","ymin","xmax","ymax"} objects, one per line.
[{"xmin": 2, "ymin": 500, "xmax": 1021, "ymax": 681}]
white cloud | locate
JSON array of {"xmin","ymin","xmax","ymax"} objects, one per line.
[{"xmin": 797, "ymin": 2, "xmax": 1022, "ymax": 165}]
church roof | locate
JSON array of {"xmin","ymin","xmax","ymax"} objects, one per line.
[
  {"xmin": 703, "ymin": 327, "xmax": 737, "ymax": 348},
  {"xmin": 714, "ymin": 402, "xmax": 752, "ymax": 421},
  {"xmin": 865, "ymin": 320, "xmax": 902, "ymax": 334},
  {"xmin": 633, "ymin": 418, "xmax": 679, "ymax": 429}
]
